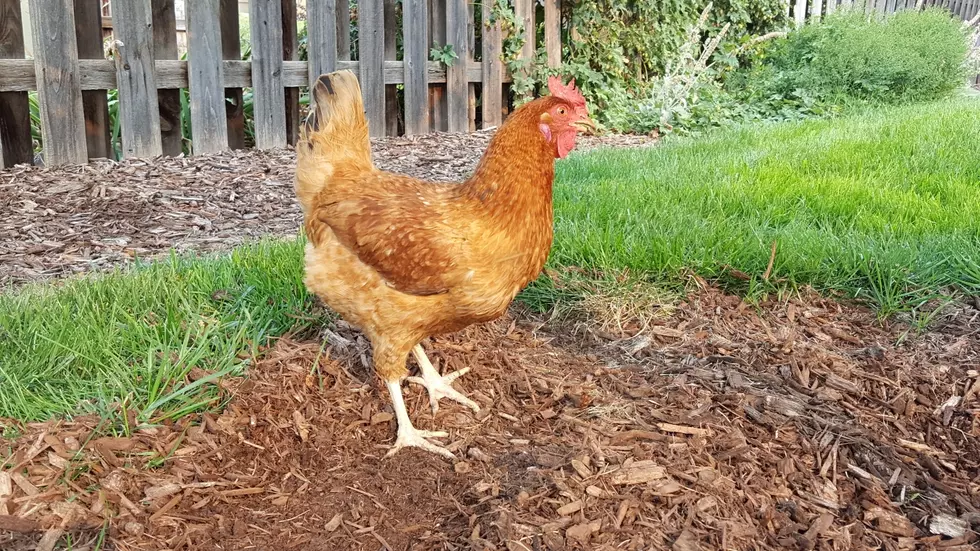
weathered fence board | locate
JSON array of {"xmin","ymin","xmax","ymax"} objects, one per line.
[
  {"xmin": 75, "ymin": 0, "xmax": 111, "ymax": 159},
  {"xmin": 446, "ymin": 0, "xmax": 468, "ymax": 132},
  {"xmin": 187, "ymin": 0, "xmax": 228, "ymax": 154},
  {"xmin": 220, "ymin": 0, "xmax": 245, "ymax": 149},
  {"xmin": 152, "ymin": 0, "xmax": 183, "ymax": 157},
  {"xmin": 307, "ymin": 0, "xmax": 338, "ymax": 86},
  {"xmin": 27, "ymin": 0, "xmax": 87, "ymax": 166},
  {"xmin": 111, "ymin": 0, "xmax": 163, "ymax": 159},
  {"xmin": 359, "ymin": 0, "xmax": 386, "ymax": 137},
  {"xmin": 0, "ymin": 58, "xmax": 501, "ymax": 92},
  {"xmin": 403, "ymin": 0, "xmax": 429, "ymax": 135},
  {"xmin": 0, "ymin": 0, "xmax": 32, "ymax": 167},
  {"xmin": 429, "ymin": 0, "xmax": 448, "ymax": 132},
  {"xmin": 337, "ymin": 0, "xmax": 351, "ymax": 61},
  {"xmin": 482, "ymin": 0, "xmax": 503, "ymax": 129},
  {"xmin": 249, "ymin": 0, "xmax": 287, "ymax": 149},
  {"xmin": 545, "ymin": 0, "xmax": 560, "ymax": 68},
  {"xmin": 282, "ymin": 0, "xmax": 300, "ymax": 146},
  {"xmin": 383, "ymin": 0, "xmax": 398, "ymax": 136}
]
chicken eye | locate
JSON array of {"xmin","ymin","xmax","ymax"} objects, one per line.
[{"xmin": 557, "ymin": 107, "xmax": 567, "ymax": 115}]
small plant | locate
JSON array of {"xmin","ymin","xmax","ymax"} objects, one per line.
[{"xmin": 430, "ymin": 43, "xmax": 458, "ymax": 66}]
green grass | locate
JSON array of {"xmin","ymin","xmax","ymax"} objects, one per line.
[
  {"xmin": 2, "ymin": 98, "xmax": 979, "ymax": 423},
  {"xmin": 547, "ymin": 97, "xmax": 980, "ymax": 314},
  {"xmin": 0, "ymin": 239, "xmax": 318, "ymax": 422}
]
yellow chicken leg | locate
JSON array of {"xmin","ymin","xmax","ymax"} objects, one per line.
[
  {"xmin": 383, "ymin": 379, "xmax": 455, "ymax": 460},
  {"xmin": 407, "ymin": 345, "xmax": 481, "ymax": 414}
]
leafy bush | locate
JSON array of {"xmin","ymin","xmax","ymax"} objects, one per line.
[{"xmin": 760, "ymin": 8, "xmax": 970, "ymax": 104}]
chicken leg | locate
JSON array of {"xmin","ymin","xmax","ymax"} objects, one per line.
[
  {"xmin": 407, "ymin": 345, "xmax": 481, "ymax": 414},
  {"xmin": 383, "ymin": 380, "xmax": 455, "ymax": 459}
]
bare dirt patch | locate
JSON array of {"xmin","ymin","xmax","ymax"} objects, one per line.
[
  {"xmin": 0, "ymin": 132, "xmax": 655, "ymax": 287},
  {"xmin": 3, "ymin": 286, "xmax": 979, "ymax": 550}
]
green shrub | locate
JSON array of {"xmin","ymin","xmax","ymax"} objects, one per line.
[{"xmin": 762, "ymin": 8, "xmax": 970, "ymax": 104}]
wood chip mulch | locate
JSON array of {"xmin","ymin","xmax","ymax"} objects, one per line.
[
  {"xmin": 2, "ymin": 284, "xmax": 979, "ymax": 550},
  {"xmin": 0, "ymin": 132, "xmax": 656, "ymax": 288}
]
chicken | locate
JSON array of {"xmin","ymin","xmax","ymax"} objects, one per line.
[{"xmin": 295, "ymin": 70, "xmax": 594, "ymax": 459}]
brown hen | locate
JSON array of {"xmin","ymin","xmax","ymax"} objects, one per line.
[{"xmin": 295, "ymin": 70, "xmax": 594, "ymax": 458}]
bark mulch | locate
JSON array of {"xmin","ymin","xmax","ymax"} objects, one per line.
[
  {"xmin": 0, "ymin": 132, "xmax": 655, "ymax": 288},
  {"xmin": 2, "ymin": 284, "xmax": 978, "ymax": 550}
]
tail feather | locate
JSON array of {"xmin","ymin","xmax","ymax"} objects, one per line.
[{"xmin": 295, "ymin": 70, "xmax": 373, "ymax": 214}]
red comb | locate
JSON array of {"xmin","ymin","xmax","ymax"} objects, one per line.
[{"xmin": 547, "ymin": 76, "xmax": 588, "ymax": 115}]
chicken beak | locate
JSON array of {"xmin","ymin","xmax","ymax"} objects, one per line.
[{"xmin": 572, "ymin": 117, "xmax": 597, "ymax": 134}]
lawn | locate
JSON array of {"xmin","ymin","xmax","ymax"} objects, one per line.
[{"xmin": 2, "ymin": 98, "xmax": 978, "ymax": 422}]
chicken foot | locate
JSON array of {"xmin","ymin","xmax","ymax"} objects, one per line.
[
  {"xmin": 407, "ymin": 345, "xmax": 481, "ymax": 414},
  {"xmin": 383, "ymin": 380, "xmax": 455, "ymax": 460}
]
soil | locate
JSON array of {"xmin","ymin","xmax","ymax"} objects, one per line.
[
  {"xmin": 2, "ymin": 283, "xmax": 979, "ymax": 550},
  {"xmin": 0, "ymin": 131, "xmax": 655, "ymax": 287}
]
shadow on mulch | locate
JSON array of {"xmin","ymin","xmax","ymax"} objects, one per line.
[{"xmin": 2, "ymin": 285, "xmax": 979, "ymax": 550}]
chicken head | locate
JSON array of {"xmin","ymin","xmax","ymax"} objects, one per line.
[{"xmin": 539, "ymin": 77, "xmax": 595, "ymax": 159}]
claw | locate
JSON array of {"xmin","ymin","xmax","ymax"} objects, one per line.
[
  {"xmin": 384, "ymin": 424, "xmax": 455, "ymax": 460},
  {"xmin": 383, "ymin": 379, "xmax": 456, "ymax": 460},
  {"xmin": 408, "ymin": 346, "xmax": 480, "ymax": 414}
]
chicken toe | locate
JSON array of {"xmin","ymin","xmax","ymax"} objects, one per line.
[
  {"xmin": 407, "ymin": 345, "xmax": 481, "ymax": 414},
  {"xmin": 383, "ymin": 380, "xmax": 455, "ymax": 460}
]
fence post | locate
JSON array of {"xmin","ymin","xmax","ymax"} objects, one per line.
[
  {"xmin": 794, "ymin": 0, "xmax": 807, "ymax": 26},
  {"xmin": 481, "ymin": 0, "xmax": 503, "ymax": 128},
  {"xmin": 544, "ymin": 0, "xmax": 560, "ymax": 68},
  {"xmin": 219, "ymin": 0, "xmax": 245, "ymax": 149},
  {"xmin": 0, "ymin": 0, "xmax": 33, "ymax": 167},
  {"xmin": 152, "ymin": 0, "xmax": 183, "ymax": 157},
  {"xmin": 250, "ymin": 0, "xmax": 287, "ymax": 149},
  {"xmin": 382, "ymin": 0, "xmax": 397, "ymax": 135},
  {"xmin": 187, "ymin": 0, "xmax": 229, "ymax": 154},
  {"xmin": 111, "ymin": 0, "xmax": 163, "ymax": 159},
  {"xmin": 307, "ymin": 0, "xmax": 338, "ymax": 87},
  {"xmin": 360, "ymin": 0, "xmax": 386, "ymax": 137},
  {"xmin": 429, "ymin": 0, "xmax": 448, "ymax": 132},
  {"xmin": 75, "ymin": 0, "xmax": 112, "ymax": 159},
  {"xmin": 446, "ymin": 0, "xmax": 468, "ymax": 132},
  {"xmin": 282, "ymin": 0, "xmax": 300, "ymax": 146},
  {"xmin": 27, "ymin": 0, "xmax": 87, "ymax": 166},
  {"xmin": 403, "ymin": 0, "xmax": 429, "ymax": 135},
  {"xmin": 514, "ymin": 0, "xmax": 535, "ymax": 100}
]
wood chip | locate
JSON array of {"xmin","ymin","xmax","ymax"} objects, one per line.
[
  {"xmin": 292, "ymin": 410, "xmax": 311, "ymax": 441},
  {"xmin": 324, "ymin": 513, "xmax": 344, "ymax": 532},
  {"xmin": 928, "ymin": 513, "xmax": 968, "ymax": 538},
  {"xmin": 556, "ymin": 500, "xmax": 583, "ymax": 516},
  {"xmin": 864, "ymin": 506, "xmax": 915, "ymax": 537},
  {"xmin": 35, "ymin": 528, "xmax": 64, "ymax": 551},
  {"xmin": 565, "ymin": 521, "xmax": 600, "ymax": 545},
  {"xmin": 144, "ymin": 482, "xmax": 182, "ymax": 501},
  {"xmin": 656, "ymin": 423, "xmax": 712, "ymax": 437},
  {"xmin": 221, "ymin": 487, "xmax": 266, "ymax": 497},
  {"xmin": 609, "ymin": 460, "xmax": 667, "ymax": 485}
]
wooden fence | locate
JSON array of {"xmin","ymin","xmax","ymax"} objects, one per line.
[
  {"xmin": 790, "ymin": 0, "xmax": 980, "ymax": 24},
  {"xmin": 0, "ymin": 0, "xmax": 563, "ymax": 167}
]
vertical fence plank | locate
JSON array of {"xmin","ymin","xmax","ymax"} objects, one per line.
[
  {"xmin": 429, "ymin": 0, "xmax": 448, "ymax": 131},
  {"xmin": 811, "ymin": 0, "xmax": 823, "ymax": 21},
  {"xmin": 467, "ymin": 0, "xmax": 476, "ymax": 130},
  {"xmin": 446, "ymin": 0, "xmax": 468, "ymax": 132},
  {"xmin": 826, "ymin": 0, "xmax": 837, "ymax": 15},
  {"xmin": 841, "ymin": 0, "xmax": 853, "ymax": 12},
  {"xmin": 75, "ymin": 0, "xmax": 111, "ymax": 159},
  {"xmin": 111, "ymin": 0, "xmax": 163, "ymax": 159},
  {"xmin": 338, "ymin": 0, "xmax": 351, "ymax": 61},
  {"xmin": 885, "ymin": 0, "xmax": 897, "ymax": 13},
  {"xmin": 219, "ymin": 0, "xmax": 245, "ymax": 149},
  {"xmin": 359, "ymin": 0, "xmax": 386, "ymax": 137},
  {"xmin": 28, "ymin": 0, "xmax": 87, "ymax": 165},
  {"xmin": 152, "ymin": 0, "xmax": 182, "ymax": 157},
  {"xmin": 250, "ymin": 0, "xmax": 287, "ymax": 149},
  {"xmin": 514, "ymin": 0, "xmax": 535, "ymax": 101},
  {"xmin": 794, "ymin": 0, "xmax": 807, "ymax": 25},
  {"xmin": 0, "ymin": 0, "xmax": 33, "ymax": 167},
  {"xmin": 308, "ymin": 0, "xmax": 339, "ymax": 85},
  {"xmin": 544, "ymin": 0, "xmax": 560, "ymax": 68},
  {"xmin": 515, "ymin": 0, "xmax": 535, "ymax": 61},
  {"xmin": 384, "ymin": 0, "xmax": 399, "ymax": 135},
  {"xmin": 403, "ymin": 0, "xmax": 428, "ymax": 135},
  {"xmin": 282, "ymin": 0, "xmax": 299, "ymax": 146},
  {"xmin": 481, "ymin": 0, "xmax": 502, "ymax": 128},
  {"xmin": 187, "ymin": 0, "xmax": 229, "ymax": 154}
]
